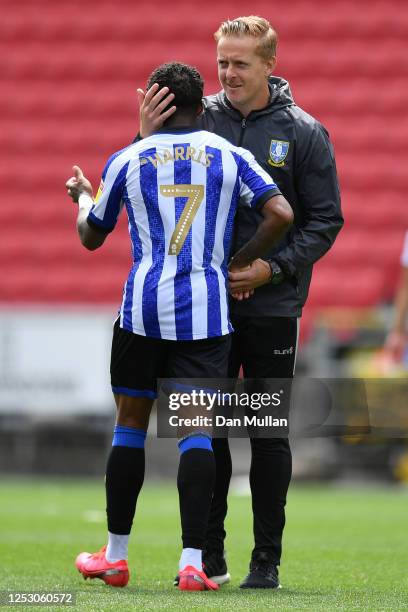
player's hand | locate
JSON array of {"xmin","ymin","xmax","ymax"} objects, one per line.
[
  {"xmin": 137, "ymin": 83, "xmax": 177, "ymax": 138},
  {"xmin": 228, "ymin": 259, "xmax": 271, "ymax": 293},
  {"xmin": 228, "ymin": 264, "xmax": 254, "ymax": 300},
  {"xmin": 65, "ymin": 166, "xmax": 93, "ymax": 203},
  {"xmin": 384, "ymin": 330, "xmax": 407, "ymax": 363}
]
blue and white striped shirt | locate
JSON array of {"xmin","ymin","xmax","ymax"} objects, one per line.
[{"xmin": 88, "ymin": 128, "xmax": 280, "ymax": 340}]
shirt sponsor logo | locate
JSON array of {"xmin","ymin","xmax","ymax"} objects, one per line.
[{"xmin": 268, "ymin": 139, "xmax": 290, "ymax": 167}]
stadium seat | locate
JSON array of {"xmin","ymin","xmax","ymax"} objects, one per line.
[
  {"xmin": 322, "ymin": 230, "xmax": 404, "ymax": 267},
  {"xmin": 307, "ymin": 266, "xmax": 386, "ymax": 308},
  {"xmin": 342, "ymin": 193, "xmax": 408, "ymax": 229},
  {"xmin": 1, "ymin": 0, "xmax": 407, "ymax": 336},
  {"xmin": 293, "ymin": 78, "xmax": 408, "ymax": 117}
]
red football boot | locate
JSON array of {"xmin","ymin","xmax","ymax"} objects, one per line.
[
  {"xmin": 75, "ymin": 545, "xmax": 129, "ymax": 587},
  {"xmin": 178, "ymin": 565, "xmax": 219, "ymax": 591}
]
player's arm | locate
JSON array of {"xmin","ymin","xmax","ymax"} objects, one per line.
[
  {"xmin": 229, "ymin": 194, "xmax": 293, "ymax": 272},
  {"xmin": 228, "ymin": 149, "xmax": 292, "ymax": 294},
  {"xmin": 65, "ymin": 166, "xmax": 107, "ymax": 250}
]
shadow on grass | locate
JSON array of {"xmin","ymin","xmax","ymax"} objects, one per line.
[{"xmin": 74, "ymin": 582, "xmax": 328, "ymax": 598}]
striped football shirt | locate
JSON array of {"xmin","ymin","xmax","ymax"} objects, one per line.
[{"xmin": 88, "ymin": 128, "xmax": 280, "ymax": 340}]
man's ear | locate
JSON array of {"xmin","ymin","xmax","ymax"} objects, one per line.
[
  {"xmin": 265, "ymin": 56, "xmax": 277, "ymax": 76},
  {"xmin": 196, "ymin": 102, "xmax": 204, "ymax": 117}
]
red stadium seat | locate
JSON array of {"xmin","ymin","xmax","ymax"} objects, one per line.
[
  {"xmin": 307, "ymin": 266, "xmax": 386, "ymax": 308},
  {"xmin": 342, "ymin": 193, "xmax": 408, "ymax": 230},
  {"xmin": 293, "ymin": 78, "xmax": 408, "ymax": 118},
  {"xmin": 322, "ymin": 230, "xmax": 404, "ymax": 268},
  {"xmin": 1, "ymin": 0, "xmax": 407, "ymax": 332}
]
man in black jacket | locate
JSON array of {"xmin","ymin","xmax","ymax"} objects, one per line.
[{"xmin": 137, "ymin": 15, "xmax": 343, "ymax": 589}]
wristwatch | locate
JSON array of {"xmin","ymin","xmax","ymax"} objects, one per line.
[{"xmin": 267, "ymin": 260, "xmax": 285, "ymax": 285}]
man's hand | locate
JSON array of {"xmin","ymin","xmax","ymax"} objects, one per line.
[
  {"xmin": 65, "ymin": 165, "xmax": 93, "ymax": 203},
  {"xmin": 137, "ymin": 83, "xmax": 177, "ymax": 138},
  {"xmin": 228, "ymin": 259, "xmax": 271, "ymax": 295}
]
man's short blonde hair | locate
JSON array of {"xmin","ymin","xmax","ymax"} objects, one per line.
[{"xmin": 214, "ymin": 16, "xmax": 278, "ymax": 60}]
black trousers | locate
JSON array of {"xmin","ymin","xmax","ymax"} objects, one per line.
[{"xmin": 205, "ymin": 315, "xmax": 298, "ymax": 565}]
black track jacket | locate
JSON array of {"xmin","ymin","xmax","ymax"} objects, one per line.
[{"xmin": 199, "ymin": 77, "xmax": 343, "ymax": 318}]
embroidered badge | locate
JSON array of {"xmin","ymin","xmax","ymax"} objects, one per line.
[{"xmin": 268, "ymin": 140, "xmax": 290, "ymax": 167}]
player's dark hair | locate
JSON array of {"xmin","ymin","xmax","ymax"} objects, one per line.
[{"xmin": 147, "ymin": 62, "xmax": 203, "ymax": 124}]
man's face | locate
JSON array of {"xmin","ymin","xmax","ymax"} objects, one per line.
[{"xmin": 217, "ymin": 35, "xmax": 276, "ymax": 116}]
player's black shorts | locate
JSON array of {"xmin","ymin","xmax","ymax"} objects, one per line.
[{"xmin": 110, "ymin": 318, "xmax": 231, "ymax": 398}]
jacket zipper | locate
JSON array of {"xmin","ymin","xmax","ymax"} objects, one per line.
[{"xmin": 238, "ymin": 118, "xmax": 247, "ymax": 146}]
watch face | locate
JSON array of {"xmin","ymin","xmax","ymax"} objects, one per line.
[
  {"xmin": 271, "ymin": 274, "xmax": 283, "ymax": 285},
  {"xmin": 270, "ymin": 262, "xmax": 284, "ymax": 285}
]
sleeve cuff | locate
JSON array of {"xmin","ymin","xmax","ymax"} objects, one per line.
[
  {"xmin": 86, "ymin": 214, "xmax": 115, "ymax": 234},
  {"xmin": 253, "ymin": 188, "xmax": 281, "ymax": 211},
  {"xmin": 272, "ymin": 255, "xmax": 296, "ymax": 278}
]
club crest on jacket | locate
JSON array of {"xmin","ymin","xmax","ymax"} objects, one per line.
[{"xmin": 268, "ymin": 140, "xmax": 289, "ymax": 167}]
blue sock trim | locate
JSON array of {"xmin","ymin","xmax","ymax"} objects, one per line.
[
  {"xmin": 178, "ymin": 434, "xmax": 213, "ymax": 454},
  {"xmin": 112, "ymin": 425, "xmax": 147, "ymax": 448},
  {"xmin": 112, "ymin": 386, "xmax": 157, "ymax": 399},
  {"xmin": 168, "ymin": 381, "xmax": 218, "ymax": 395}
]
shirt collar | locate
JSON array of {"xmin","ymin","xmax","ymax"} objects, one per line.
[{"xmin": 153, "ymin": 126, "xmax": 202, "ymax": 134}]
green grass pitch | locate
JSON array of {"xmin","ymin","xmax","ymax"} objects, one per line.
[{"xmin": 0, "ymin": 479, "xmax": 407, "ymax": 611}]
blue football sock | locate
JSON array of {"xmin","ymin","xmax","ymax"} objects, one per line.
[
  {"xmin": 178, "ymin": 434, "xmax": 212, "ymax": 454},
  {"xmin": 112, "ymin": 425, "xmax": 146, "ymax": 448}
]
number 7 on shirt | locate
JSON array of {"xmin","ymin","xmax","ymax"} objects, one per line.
[{"xmin": 160, "ymin": 184, "xmax": 204, "ymax": 255}]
